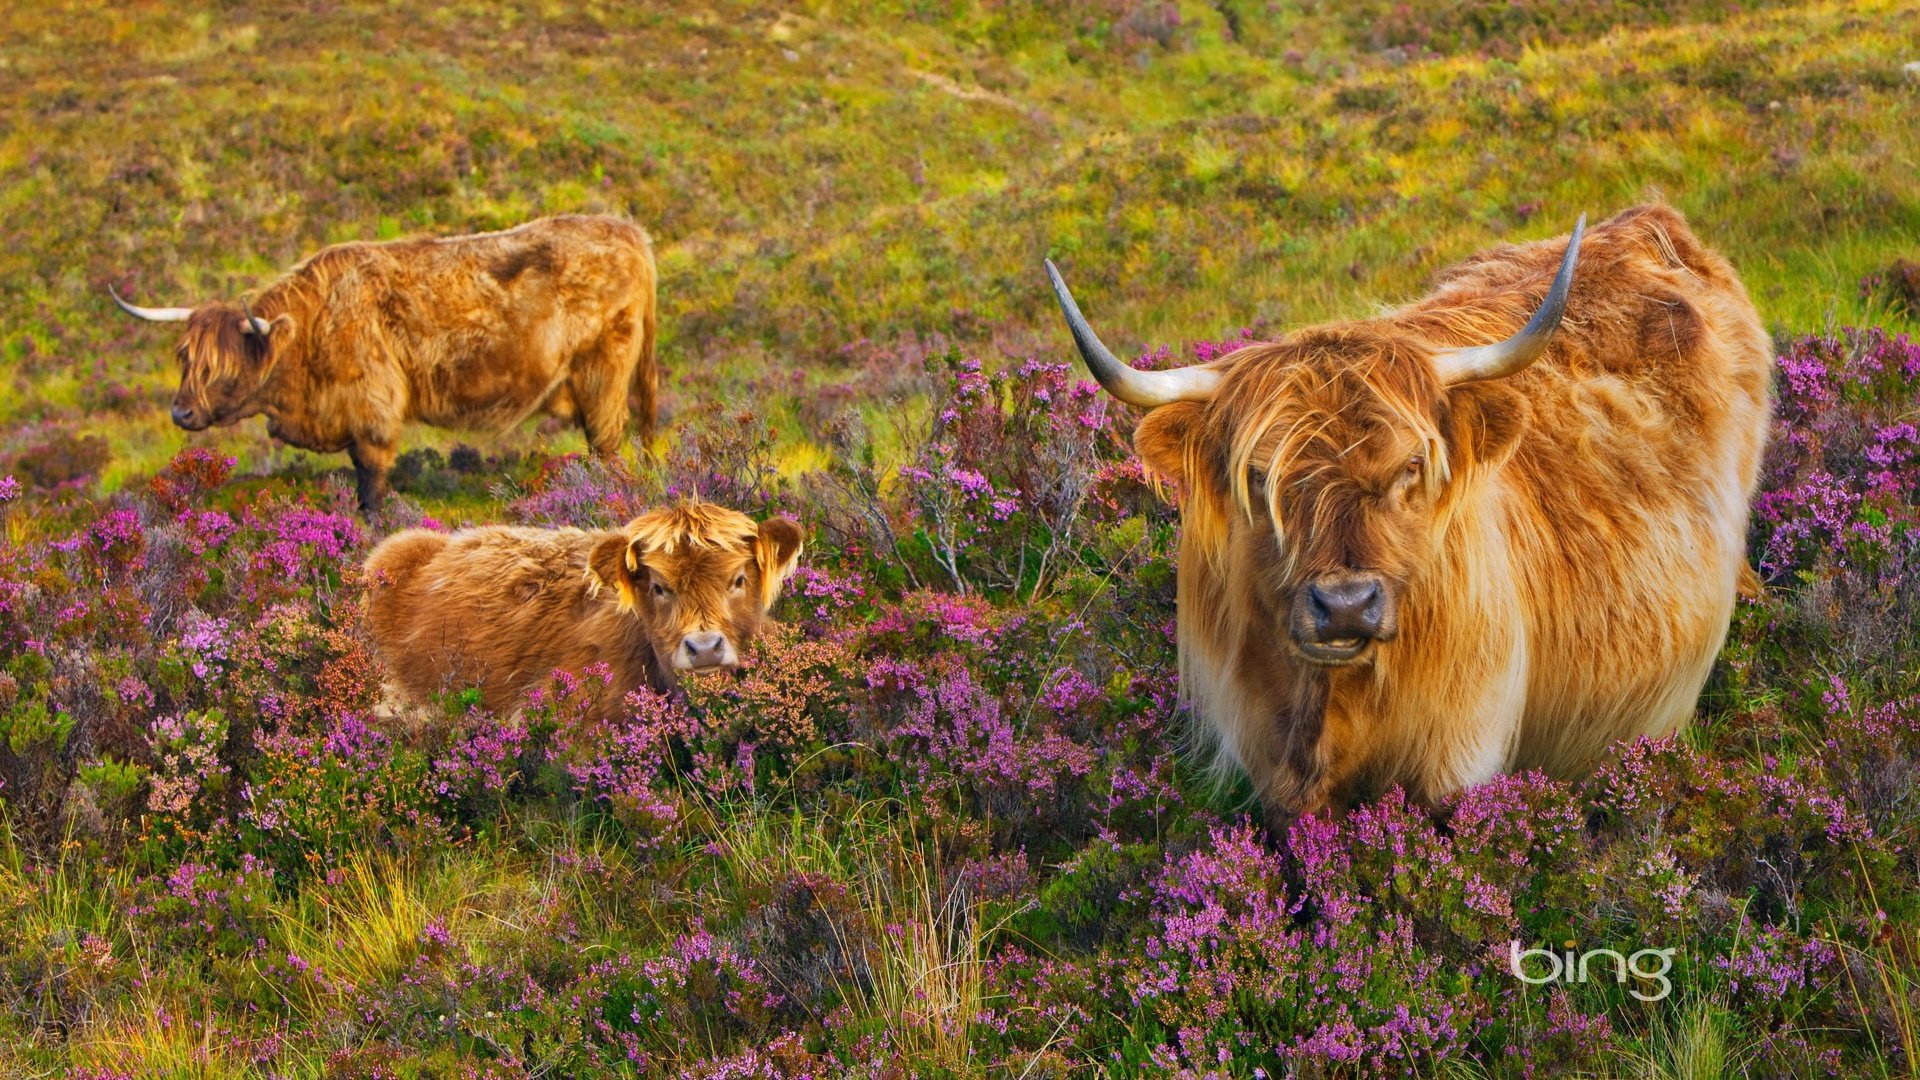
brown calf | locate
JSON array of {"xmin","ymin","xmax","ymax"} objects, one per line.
[
  {"xmin": 362, "ymin": 501, "xmax": 803, "ymax": 715},
  {"xmin": 113, "ymin": 214, "xmax": 658, "ymax": 513}
]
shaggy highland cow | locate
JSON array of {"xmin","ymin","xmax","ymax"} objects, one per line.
[
  {"xmin": 362, "ymin": 501, "xmax": 803, "ymax": 716},
  {"xmin": 112, "ymin": 214, "xmax": 658, "ymax": 513},
  {"xmin": 1046, "ymin": 205, "xmax": 1772, "ymax": 831}
]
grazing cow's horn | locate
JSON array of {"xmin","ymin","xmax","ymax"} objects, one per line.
[
  {"xmin": 1045, "ymin": 259, "xmax": 1222, "ymax": 407},
  {"xmin": 1433, "ymin": 215, "xmax": 1586, "ymax": 385},
  {"xmin": 109, "ymin": 285, "xmax": 193, "ymax": 322}
]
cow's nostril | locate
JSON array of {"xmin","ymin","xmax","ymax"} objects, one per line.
[
  {"xmin": 171, "ymin": 405, "xmax": 194, "ymax": 427},
  {"xmin": 1307, "ymin": 585, "xmax": 1333, "ymax": 624}
]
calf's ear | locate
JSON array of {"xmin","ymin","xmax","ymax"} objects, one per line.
[
  {"xmin": 754, "ymin": 517, "xmax": 805, "ymax": 606},
  {"xmin": 589, "ymin": 534, "xmax": 644, "ymax": 612}
]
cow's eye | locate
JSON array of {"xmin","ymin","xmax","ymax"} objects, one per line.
[
  {"xmin": 731, "ymin": 573, "xmax": 746, "ymax": 591},
  {"xmin": 1406, "ymin": 455, "xmax": 1425, "ymax": 476},
  {"xmin": 651, "ymin": 583, "xmax": 670, "ymax": 599}
]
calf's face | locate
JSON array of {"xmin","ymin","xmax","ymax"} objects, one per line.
[{"xmin": 590, "ymin": 511, "xmax": 805, "ymax": 673}]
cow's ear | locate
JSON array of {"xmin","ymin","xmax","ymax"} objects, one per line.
[
  {"xmin": 1135, "ymin": 401, "xmax": 1229, "ymax": 506},
  {"xmin": 1134, "ymin": 401, "xmax": 1208, "ymax": 491},
  {"xmin": 589, "ymin": 533, "xmax": 645, "ymax": 612},
  {"xmin": 1443, "ymin": 381, "xmax": 1530, "ymax": 473},
  {"xmin": 241, "ymin": 314, "xmax": 294, "ymax": 365},
  {"xmin": 753, "ymin": 517, "xmax": 804, "ymax": 606},
  {"xmin": 1136, "ymin": 401, "xmax": 1232, "ymax": 553}
]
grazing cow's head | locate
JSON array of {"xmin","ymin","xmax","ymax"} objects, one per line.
[
  {"xmin": 110, "ymin": 289, "xmax": 291, "ymax": 431},
  {"xmin": 1046, "ymin": 219, "xmax": 1582, "ymax": 669},
  {"xmin": 588, "ymin": 502, "xmax": 805, "ymax": 673}
]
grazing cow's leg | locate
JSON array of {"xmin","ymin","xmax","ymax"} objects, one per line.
[
  {"xmin": 577, "ymin": 378, "xmax": 629, "ymax": 460},
  {"xmin": 571, "ymin": 327, "xmax": 636, "ymax": 461},
  {"xmin": 633, "ymin": 303, "xmax": 658, "ymax": 447},
  {"xmin": 348, "ymin": 439, "xmax": 396, "ymax": 515}
]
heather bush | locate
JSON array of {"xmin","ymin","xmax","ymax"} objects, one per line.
[
  {"xmin": 509, "ymin": 452, "xmax": 654, "ymax": 528},
  {"xmin": 893, "ymin": 350, "xmax": 1122, "ymax": 597},
  {"xmin": 1751, "ymin": 328, "xmax": 1920, "ymax": 674},
  {"xmin": 659, "ymin": 400, "xmax": 788, "ymax": 515},
  {"xmin": 4, "ymin": 426, "xmax": 110, "ymax": 491},
  {"xmin": 3, "ymin": 327, "xmax": 1920, "ymax": 1074},
  {"xmin": 1861, "ymin": 260, "xmax": 1920, "ymax": 321}
]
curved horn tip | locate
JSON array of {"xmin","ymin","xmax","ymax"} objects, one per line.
[
  {"xmin": 1432, "ymin": 214, "xmax": 1587, "ymax": 385},
  {"xmin": 108, "ymin": 284, "xmax": 194, "ymax": 322},
  {"xmin": 1043, "ymin": 257, "xmax": 1224, "ymax": 408},
  {"xmin": 1042, "ymin": 256, "xmax": 1133, "ymax": 399}
]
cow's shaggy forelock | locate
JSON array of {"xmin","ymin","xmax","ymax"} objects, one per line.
[
  {"xmin": 592, "ymin": 502, "xmax": 801, "ymax": 662},
  {"xmin": 1212, "ymin": 332, "xmax": 1453, "ymax": 584}
]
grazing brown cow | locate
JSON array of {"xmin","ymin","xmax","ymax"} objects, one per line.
[
  {"xmin": 362, "ymin": 501, "xmax": 804, "ymax": 716},
  {"xmin": 112, "ymin": 214, "xmax": 658, "ymax": 513},
  {"xmin": 1046, "ymin": 205, "xmax": 1771, "ymax": 831}
]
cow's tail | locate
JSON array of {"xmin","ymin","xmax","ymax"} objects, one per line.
[{"xmin": 623, "ymin": 223, "xmax": 660, "ymax": 452}]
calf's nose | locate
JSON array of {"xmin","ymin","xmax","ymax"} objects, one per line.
[
  {"xmin": 171, "ymin": 404, "xmax": 196, "ymax": 428},
  {"xmin": 1306, "ymin": 579, "xmax": 1384, "ymax": 639},
  {"xmin": 680, "ymin": 631, "xmax": 729, "ymax": 669}
]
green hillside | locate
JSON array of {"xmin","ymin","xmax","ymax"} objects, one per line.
[{"xmin": 3, "ymin": 0, "xmax": 1916, "ymax": 487}]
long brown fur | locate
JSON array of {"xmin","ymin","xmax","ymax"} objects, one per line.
[
  {"xmin": 151, "ymin": 214, "xmax": 658, "ymax": 513},
  {"xmin": 1129, "ymin": 205, "xmax": 1771, "ymax": 830},
  {"xmin": 361, "ymin": 501, "xmax": 803, "ymax": 717}
]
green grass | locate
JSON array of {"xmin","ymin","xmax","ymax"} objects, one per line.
[{"xmin": 2, "ymin": 0, "xmax": 1916, "ymax": 486}]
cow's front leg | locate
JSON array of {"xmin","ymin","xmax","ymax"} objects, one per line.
[
  {"xmin": 348, "ymin": 440, "xmax": 396, "ymax": 516},
  {"xmin": 1242, "ymin": 677, "xmax": 1333, "ymax": 845}
]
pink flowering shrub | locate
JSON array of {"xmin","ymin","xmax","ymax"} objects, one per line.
[
  {"xmin": 131, "ymin": 855, "xmax": 277, "ymax": 957},
  {"xmin": 236, "ymin": 715, "xmax": 445, "ymax": 871},
  {"xmin": 509, "ymin": 453, "xmax": 654, "ymax": 528},
  {"xmin": 894, "ymin": 352, "xmax": 1118, "ymax": 595},
  {"xmin": 809, "ymin": 348, "xmax": 1144, "ymax": 599},
  {"xmin": 2, "ymin": 333, "xmax": 1919, "ymax": 1074},
  {"xmin": 548, "ymin": 678, "xmax": 701, "ymax": 846},
  {"xmin": 1752, "ymin": 328, "xmax": 1920, "ymax": 667}
]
